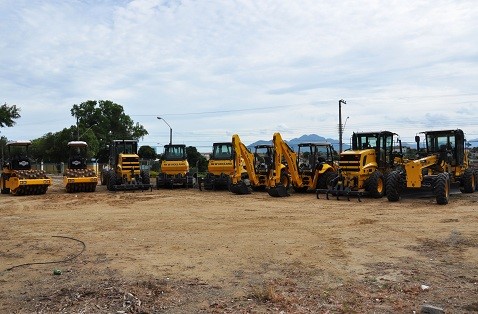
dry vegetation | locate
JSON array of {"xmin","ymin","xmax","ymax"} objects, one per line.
[{"xmin": 1, "ymin": 179, "xmax": 478, "ymax": 313}]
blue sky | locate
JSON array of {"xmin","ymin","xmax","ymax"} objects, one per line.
[{"xmin": 1, "ymin": 0, "xmax": 477, "ymax": 152}]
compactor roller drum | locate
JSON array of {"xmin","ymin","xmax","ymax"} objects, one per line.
[
  {"xmin": 63, "ymin": 141, "xmax": 98, "ymax": 193},
  {"xmin": 64, "ymin": 169, "xmax": 97, "ymax": 193}
]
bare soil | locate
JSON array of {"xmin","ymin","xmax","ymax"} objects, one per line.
[{"xmin": 1, "ymin": 178, "xmax": 478, "ymax": 313}]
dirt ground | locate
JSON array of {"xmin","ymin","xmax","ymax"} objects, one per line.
[{"xmin": 1, "ymin": 177, "xmax": 478, "ymax": 313}]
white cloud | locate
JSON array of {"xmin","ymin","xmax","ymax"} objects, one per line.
[{"xmin": 1, "ymin": 0, "xmax": 477, "ymax": 150}]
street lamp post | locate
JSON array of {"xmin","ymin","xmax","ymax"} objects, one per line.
[
  {"xmin": 339, "ymin": 99, "xmax": 346, "ymax": 153},
  {"xmin": 157, "ymin": 117, "xmax": 172, "ymax": 145}
]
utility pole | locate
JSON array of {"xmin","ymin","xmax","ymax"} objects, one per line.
[{"xmin": 339, "ymin": 99, "xmax": 346, "ymax": 153}]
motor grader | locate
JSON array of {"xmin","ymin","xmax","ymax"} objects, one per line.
[
  {"xmin": 101, "ymin": 140, "xmax": 151, "ymax": 191},
  {"xmin": 199, "ymin": 142, "xmax": 234, "ymax": 190},
  {"xmin": 386, "ymin": 129, "xmax": 476, "ymax": 205},
  {"xmin": 229, "ymin": 134, "xmax": 285, "ymax": 194},
  {"xmin": 63, "ymin": 141, "xmax": 98, "ymax": 193},
  {"xmin": 0, "ymin": 141, "xmax": 51, "ymax": 195},
  {"xmin": 268, "ymin": 132, "xmax": 338, "ymax": 197},
  {"xmin": 317, "ymin": 131, "xmax": 404, "ymax": 200},
  {"xmin": 156, "ymin": 144, "xmax": 194, "ymax": 188}
]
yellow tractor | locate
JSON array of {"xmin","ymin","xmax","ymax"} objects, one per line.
[
  {"xmin": 317, "ymin": 131, "xmax": 404, "ymax": 200},
  {"xmin": 386, "ymin": 129, "xmax": 476, "ymax": 205},
  {"xmin": 156, "ymin": 144, "xmax": 194, "ymax": 188},
  {"xmin": 199, "ymin": 142, "xmax": 234, "ymax": 190},
  {"xmin": 229, "ymin": 134, "xmax": 286, "ymax": 194},
  {"xmin": 63, "ymin": 141, "xmax": 98, "ymax": 193},
  {"xmin": 101, "ymin": 140, "xmax": 151, "ymax": 191},
  {"xmin": 1, "ymin": 141, "xmax": 51, "ymax": 195},
  {"xmin": 268, "ymin": 132, "xmax": 338, "ymax": 197}
]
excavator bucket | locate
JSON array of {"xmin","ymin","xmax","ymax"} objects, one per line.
[
  {"xmin": 229, "ymin": 181, "xmax": 251, "ymax": 195},
  {"xmin": 268, "ymin": 184, "xmax": 290, "ymax": 197}
]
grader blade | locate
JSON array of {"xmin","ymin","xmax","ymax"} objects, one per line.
[
  {"xmin": 229, "ymin": 181, "xmax": 251, "ymax": 195},
  {"xmin": 316, "ymin": 187, "xmax": 363, "ymax": 202},
  {"xmin": 268, "ymin": 184, "xmax": 290, "ymax": 197}
]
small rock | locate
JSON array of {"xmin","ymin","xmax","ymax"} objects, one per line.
[
  {"xmin": 420, "ymin": 284, "xmax": 430, "ymax": 290},
  {"xmin": 421, "ymin": 304, "xmax": 444, "ymax": 314}
]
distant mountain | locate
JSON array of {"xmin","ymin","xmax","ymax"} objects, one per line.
[{"xmin": 248, "ymin": 134, "xmax": 349, "ymax": 151}]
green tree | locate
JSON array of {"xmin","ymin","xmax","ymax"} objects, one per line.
[
  {"xmin": 0, "ymin": 103, "xmax": 21, "ymax": 127},
  {"xmin": 30, "ymin": 127, "xmax": 99, "ymax": 163},
  {"xmin": 138, "ymin": 145, "xmax": 157, "ymax": 160},
  {"xmin": 71, "ymin": 100, "xmax": 148, "ymax": 162},
  {"xmin": 186, "ymin": 146, "xmax": 208, "ymax": 172}
]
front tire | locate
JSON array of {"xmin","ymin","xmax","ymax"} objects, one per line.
[
  {"xmin": 366, "ymin": 171, "xmax": 385, "ymax": 198},
  {"xmin": 386, "ymin": 171, "xmax": 402, "ymax": 202},
  {"xmin": 461, "ymin": 168, "xmax": 475, "ymax": 193},
  {"xmin": 435, "ymin": 172, "xmax": 450, "ymax": 205}
]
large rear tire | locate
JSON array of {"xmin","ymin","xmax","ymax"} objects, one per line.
[
  {"xmin": 461, "ymin": 168, "xmax": 475, "ymax": 193},
  {"xmin": 386, "ymin": 171, "xmax": 402, "ymax": 202},
  {"xmin": 107, "ymin": 171, "xmax": 117, "ymax": 191},
  {"xmin": 435, "ymin": 172, "xmax": 450, "ymax": 205},
  {"xmin": 365, "ymin": 171, "xmax": 385, "ymax": 198},
  {"xmin": 140, "ymin": 170, "xmax": 150, "ymax": 185},
  {"xmin": 280, "ymin": 171, "xmax": 291, "ymax": 190},
  {"xmin": 317, "ymin": 171, "xmax": 337, "ymax": 190}
]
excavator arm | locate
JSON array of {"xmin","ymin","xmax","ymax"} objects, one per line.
[
  {"xmin": 229, "ymin": 134, "xmax": 258, "ymax": 194},
  {"xmin": 268, "ymin": 132, "xmax": 301, "ymax": 197}
]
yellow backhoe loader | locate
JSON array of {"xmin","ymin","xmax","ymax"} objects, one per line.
[
  {"xmin": 229, "ymin": 134, "xmax": 284, "ymax": 194},
  {"xmin": 199, "ymin": 142, "xmax": 234, "ymax": 190},
  {"xmin": 386, "ymin": 129, "xmax": 476, "ymax": 205},
  {"xmin": 63, "ymin": 141, "xmax": 98, "ymax": 193},
  {"xmin": 317, "ymin": 131, "xmax": 403, "ymax": 200},
  {"xmin": 1, "ymin": 141, "xmax": 51, "ymax": 195},
  {"xmin": 268, "ymin": 132, "xmax": 337, "ymax": 197},
  {"xmin": 156, "ymin": 144, "xmax": 194, "ymax": 188},
  {"xmin": 101, "ymin": 140, "xmax": 151, "ymax": 191}
]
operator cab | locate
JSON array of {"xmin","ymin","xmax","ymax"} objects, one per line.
[
  {"xmin": 5, "ymin": 141, "xmax": 32, "ymax": 171},
  {"xmin": 163, "ymin": 144, "xmax": 187, "ymax": 161},
  {"xmin": 352, "ymin": 131, "xmax": 402, "ymax": 169},
  {"xmin": 212, "ymin": 142, "xmax": 232, "ymax": 160},
  {"xmin": 422, "ymin": 129, "xmax": 465, "ymax": 165},
  {"xmin": 254, "ymin": 144, "xmax": 273, "ymax": 173},
  {"xmin": 297, "ymin": 142, "xmax": 335, "ymax": 172},
  {"xmin": 67, "ymin": 141, "xmax": 88, "ymax": 170}
]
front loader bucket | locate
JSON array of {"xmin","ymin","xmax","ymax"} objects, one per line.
[
  {"xmin": 268, "ymin": 184, "xmax": 290, "ymax": 197},
  {"xmin": 229, "ymin": 181, "xmax": 251, "ymax": 195}
]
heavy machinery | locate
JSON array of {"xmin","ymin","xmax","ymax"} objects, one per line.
[
  {"xmin": 268, "ymin": 132, "xmax": 338, "ymax": 197},
  {"xmin": 0, "ymin": 141, "xmax": 51, "ymax": 195},
  {"xmin": 101, "ymin": 140, "xmax": 151, "ymax": 191},
  {"xmin": 251, "ymin": 144, "xmax": 276, "ymax": 191},
  {"xmin": 156, "ymin": 144, "xmax": 194, "ymax": 188},
  {"xmin": 63, "ymin": 141, "xmax": 98, "ymax": 193},
  {"xmin": 229, "ymin": 134, "xmax": 284, "ymax": 194},
  {"xmin": 199, "ymin": 142, "xmax": 234, "ymax": 190},
  {"xmin": 317, "ymin": 131, "xmax": 404, "ymax": 200},
  {"xmin": 386, "ymin": 129, "xmax": 476, "ymax": 205}
]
